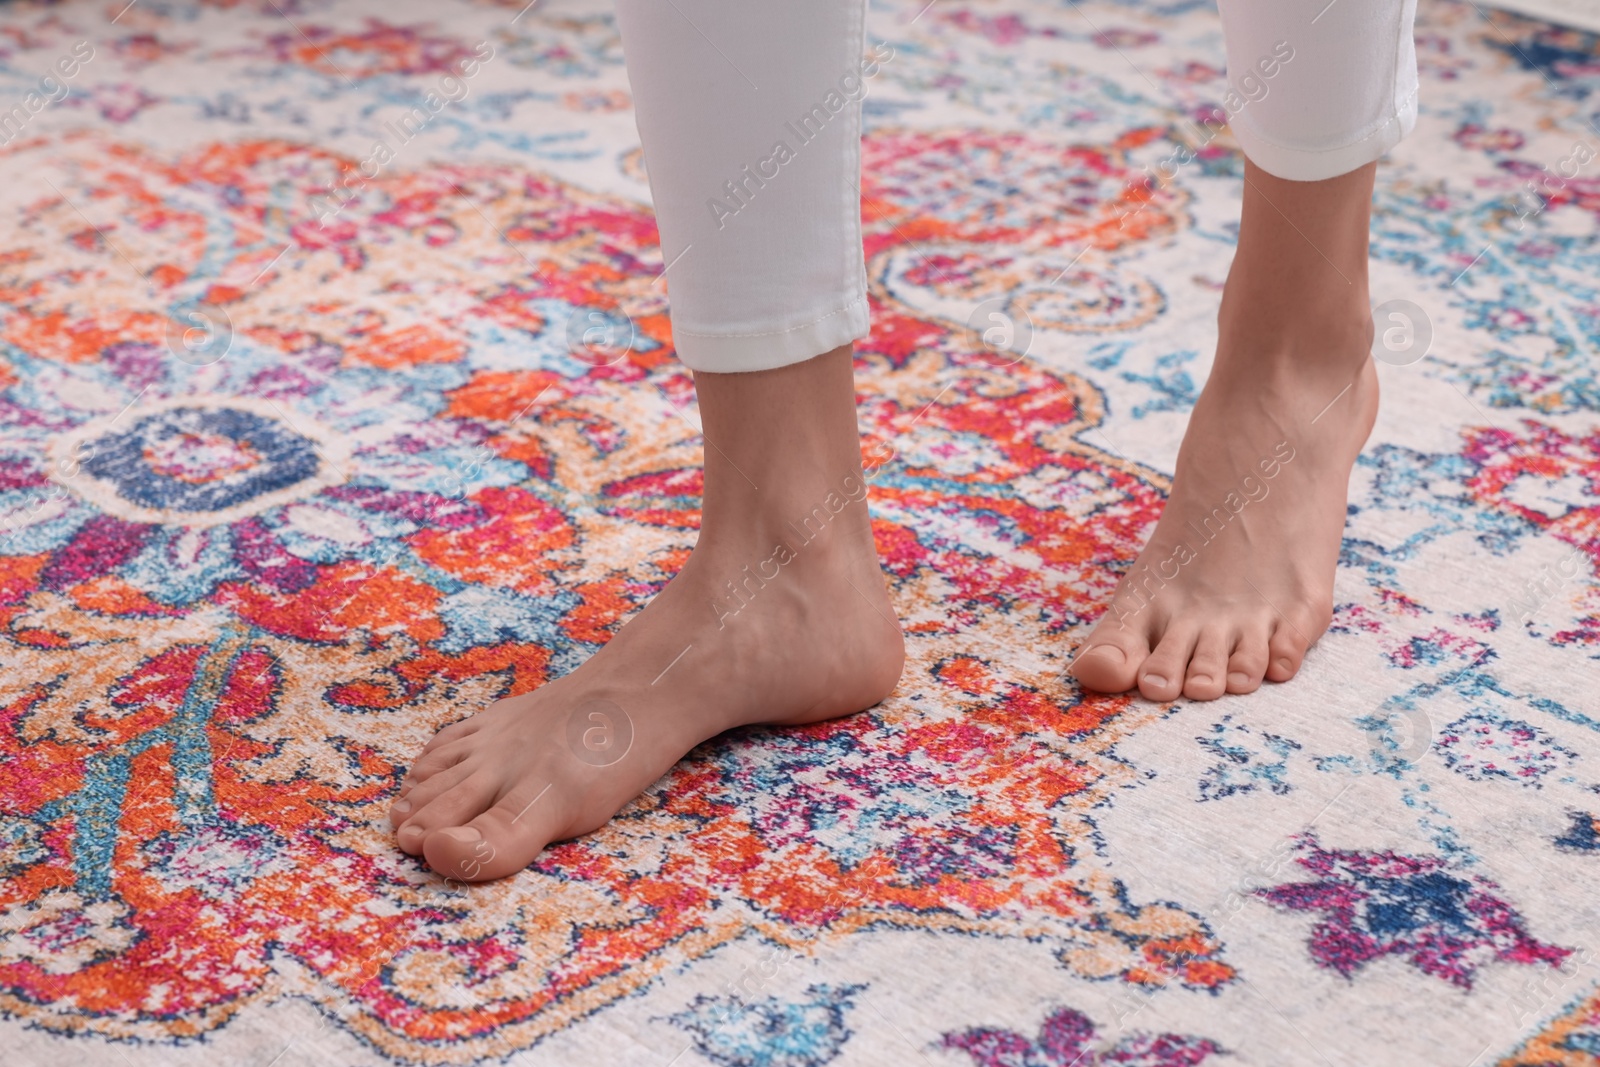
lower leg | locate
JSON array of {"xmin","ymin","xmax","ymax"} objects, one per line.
[
  {"xmin": 1218, "ymin": 160, "xmax": 1375, "ymax": 340},
  {"xmin": 391, "ymin": 344, "xmax": 904, "ymax": 880},
  {"xmin": 1071, "ymin": 159, "xmax": 1379, "ymax": 700}
]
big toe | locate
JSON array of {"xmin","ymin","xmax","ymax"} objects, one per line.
[
  {"xmin": 1070, "ymin": 625, "xmax": 1149, "ymax": 694},
  {"xmin": 423, "ymin": 780, "xmax": 565, "ymax": 882}
]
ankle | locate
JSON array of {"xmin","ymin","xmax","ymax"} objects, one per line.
[
  {"xmin": 1213, "ymin": 288, "xmax": 1373, "ymax": 382},
  {"xmin": 699, "ymin": 420, "xmax": 874, "ymax": 530}
]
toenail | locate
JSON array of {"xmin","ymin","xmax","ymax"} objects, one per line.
[
  {"xmin": 1227, "ymin": 672, "xmax": 1250, "ymax": 688},
  {"xmin": 438, "ymin": 827, "xmax": 482, "ymax": 844},
  {"xmin": 1275, "ymin": 658, "xmax": 1293, "ymax": 673},
  {"xmin": 392, "ymin": 799, "xmax": 411, "ymax": 815},
  {"xmin": 1142, "ymin": 673, "xmax": 1167, "ymax": 688},
  {"xmin": 1086, "ymin": 645, "xmax": 1124, "ymax": 663},
  {"xmin": 1190, "ymin": 674, "xmax": 1210, "ymax": 686},
  {"xmin": 398, "ymin": 824, "xmax": 424, "ymax": 843}
]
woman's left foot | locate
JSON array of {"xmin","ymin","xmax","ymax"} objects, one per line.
[
  {"xmin": 1071, "ymin": 159, "xmax": 1380, "ymax": 702},
  {"xmin": 1070, "ymin": 331, "xmax": 1376, "ymax": 701}
]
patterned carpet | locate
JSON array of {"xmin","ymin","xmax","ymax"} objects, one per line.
[{"xmin": 1, "ymin": 0, "xmax": 1597, "ymax": 1064}]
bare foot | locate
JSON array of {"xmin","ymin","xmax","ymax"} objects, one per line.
[
  {"xmin": 390, "ymin": 346, "xmax": 905, "ymax": 880},
  {"xmin": 1070, "ymin": 160, "xmax": 1379, "ymax": 701}
]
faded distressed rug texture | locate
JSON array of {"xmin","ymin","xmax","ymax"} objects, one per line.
[{"xmin": 1, "ymin": 0, "xmax": 1598, "ymax": 1064}]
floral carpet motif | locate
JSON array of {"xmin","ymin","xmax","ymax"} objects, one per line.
[
  {"xmin": 0, "ymin": 0, "xmax": 1597, "ymax": 1065},
  {"xmin": 1254, "ymin": 834, "xmax": 1572, "ymax": 989}
]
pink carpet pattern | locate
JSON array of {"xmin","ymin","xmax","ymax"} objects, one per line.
[{"xmin": 0, "ymin": 0, "xmax": 1596, "ymax": 1064}]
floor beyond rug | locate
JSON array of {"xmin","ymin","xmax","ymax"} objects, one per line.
[{"xmin": 0, "ymin": 0, "xmax": 1598, "ymax": 1065}]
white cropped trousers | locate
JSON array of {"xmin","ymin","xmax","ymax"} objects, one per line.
[{"xmin": 614, "ymin": 0, "xmax": 1418, "ymax": 373}]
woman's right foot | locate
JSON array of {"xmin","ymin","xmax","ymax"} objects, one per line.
[{"xmin": 389, "ymin": 345, "xmax": 905, "ymax": 881}]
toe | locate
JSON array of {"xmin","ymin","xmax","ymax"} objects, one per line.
[
  {"xmin": 423, "ymin": 780, "xmax": 564, "ymax": 882},
  {"xmin": 1182, "ymin": 628, "xmax": 1230, "ymax": 701},
  {"xmin": 397, "ymin": 821, "xmax": 435, "ymax": 856},
  {"xmin": 1225, "ymin": 623, "xmax": 1271, "ymax": 694},
  {"xmin": 1138, "ymin": 623, "xmax": 1197, "ymax": 702},
  {"xmin": 391, "ymin": 762, "xmax": 473, "ymax": 828},
  {"xmin": 1265, "ymin": 619, "xmax": 1315, "ymax": 683},
  {"xmin": 394, "ymin": 771, "xmax": 500, "ymax": 856},
  {"xmin": 1070, "ymin": 616, "xmax": 1150, "ymax": 694},
  {"xmin": 389, "ymin": 796, "xmax": 414, "ymax": 828},
  {"xmin": 425, "ymin": 717, "xmax": 478, "ymax": 748},
  {"xmin": 400, "ymin": 738, "xmax": 472, "ymax": 794}
]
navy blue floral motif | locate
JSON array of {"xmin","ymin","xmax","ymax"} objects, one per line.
[{"xmin": 82, "ymin": 406, "xmax": 322, "ymax": 514}]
